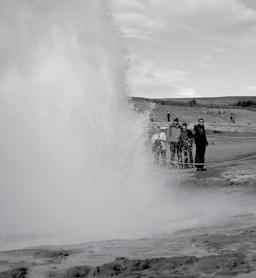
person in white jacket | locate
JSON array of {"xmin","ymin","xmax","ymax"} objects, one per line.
[{"xmin": 152, "ymin": 126, "xmax": 167, "ymax": 165}]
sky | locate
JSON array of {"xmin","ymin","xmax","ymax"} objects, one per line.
[{"xmin": 110, "ymin": 0, "xmax": 256, "ymax": 98}]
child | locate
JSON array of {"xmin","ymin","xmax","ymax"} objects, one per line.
[
  {"xmin": 152, "ymin": 126, "xmax": 167, "ymax": 165},
  {"xmin": 180, "ymin": 123, "xmax": 194, "ymax": 168}
]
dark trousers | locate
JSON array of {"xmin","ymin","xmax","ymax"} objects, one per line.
[
  {"xmin": 170, "ymin": 142, "xmax": 182, "ymax": 166},
  {"xmin": 182, "ymin": 145, "xmax": 193, "ymax": 166},
  {"xmin": 195, "ymin": 144, "xmax": 206, "ymax": 169}
]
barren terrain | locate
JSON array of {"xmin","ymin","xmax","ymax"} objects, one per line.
[{"xmin": 1, "ymin": 98, "xmax": 256, "ymax": 277}]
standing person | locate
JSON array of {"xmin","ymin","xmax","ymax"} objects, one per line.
[
  {"xmin": 167, "ymin": 112, "xmax": 170, "ymax": 122},
  {"xmin": 194, "ymin": 118, "xmax": 208, "ymax": 171},
  {"xmin": 159, "ymin": 127, "xmax": 167, "ymax": 165},
  {"xmin": 230, "ymin": 112, "xmax": 235, "ymax": 124},
  {"xmin": 152, "ymin": 126, "xmax": 167, "ymax": 166},
  {"xmin": 168, "ymin": 118, "xmax": 182, "ymax": 168},
  {"xmin": 180, "ymin": 123, "xmax": 194, "ymax": 168}
]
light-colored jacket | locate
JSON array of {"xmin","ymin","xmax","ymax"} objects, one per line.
[{"xmin": 152, "ymin": 132, "xmax": 167, "ymax": 150}]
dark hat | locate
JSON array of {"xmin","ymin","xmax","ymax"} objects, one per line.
[
  {"xmin": 182, "ymin": 122, "xmax": 187, "ymax": 126},
  {"xmin": 173, "ymin": 117, "xmax": 179, "ymax": 122}
]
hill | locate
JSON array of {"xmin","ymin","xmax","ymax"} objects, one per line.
[
  {"xmin": 130, "ymin": 96, "xmax": 256, "ymax": 108},
  {"xmin": 130, "ymin": 96, "xmax": 256, "ymax": 130}
]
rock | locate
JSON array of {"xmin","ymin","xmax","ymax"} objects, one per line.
[
  {"xmin": 0, "ymin": 267, "xmax": 27, "ymax": 278},
  {"xmin": 64, "ymin": 265, "xmax": 91, "ymax": 277}
]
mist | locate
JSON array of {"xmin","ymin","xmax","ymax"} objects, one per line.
[
  {"xmin": 0, "ymin": 0, "xmax": 254, "ymax": 251},
  {"xmin": 0, "ymin": 0, "xmax": 171, "ymax": 242}
]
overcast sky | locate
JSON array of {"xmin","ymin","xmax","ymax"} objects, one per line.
[{"xmin": 110, "ymin": 0, "xmax": 256, "ymax": 98}]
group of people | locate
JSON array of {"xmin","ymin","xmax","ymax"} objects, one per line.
[{"xmin": 152, "ymin": 117, "xmax": 208, "ymax": 171}]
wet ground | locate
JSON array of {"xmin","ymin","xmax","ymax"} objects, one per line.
[
  {"xmin": 1, "ymin": 222, "xmax": 256, "ymax": 277},
  {"xmin": 0, "ymin": 131, "xmax": 256, "ymax": 277}
]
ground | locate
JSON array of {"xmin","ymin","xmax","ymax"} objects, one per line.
[{"xmin": 0, "ymin": 98, "xmax": 256, "ymax": 277}]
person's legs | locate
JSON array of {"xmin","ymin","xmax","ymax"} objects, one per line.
[
  {"xmin": 176, "ymin": 143, "xmax": 183, "ymax": 168},
  {"xmin": 153, "ymin": 145, "xmax": 160, "ymax": 164},
  {"xmin": 195, "ymin": 145, "xmax": 199, "ymax": 168},
  {"xmin": 196, "ymin": 144, "xmax": 206, "ymax": 170},
  {"xmin": 201, "ymin": 144, "xmax": 206, "ymax": 166},
  {"xmin": 161, "ymin": 150, "xmax": 167, "ymax": 166},
  {"xmin": 188, "ymin": 145, "xmax": 194, "ymax": 167},
  {"xmin": 195, "ymin": 144, "xmax": 202, "ymax": 169},
  {"xmin": 183, "ymin": 146, "xmax": 189, "ymax": 168},
  {"xmin": 170, "ymin": 142, "xmax": 176, "ymax": 166}
]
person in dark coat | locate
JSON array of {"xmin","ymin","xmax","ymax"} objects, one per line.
[
  {"xmin": 194, "ymin": 118, "xmax": 208, "ymax": 171},
  {"xmin": 167, "ymin": 112, "xmax": 170, "ymax": 122}
]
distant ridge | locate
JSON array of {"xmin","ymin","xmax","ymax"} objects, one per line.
[{"xmin": 130, "ymin": 96, "xmax": 256, "ymax": 108}]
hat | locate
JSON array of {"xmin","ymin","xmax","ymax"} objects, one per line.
[{"xmin": 173, "ymin": 117, "xmax": 179, "ymax": 121}]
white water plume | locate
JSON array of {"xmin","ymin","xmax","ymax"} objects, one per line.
[
  {"xmin": 0, "ymin": 0, "xmax": 169, "ymax": 246},
  {"xmin": 0, "ymin": 0, "xmax": 254, "ymax": 251}
]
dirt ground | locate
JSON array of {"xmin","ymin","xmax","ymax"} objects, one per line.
[
  {"xmin": 0, "ymin": 142, "xmax": 256, "ymax": 277},
  {"xmin": 0, "ymin": 104, "xmax": 255, "ymax": 278}
]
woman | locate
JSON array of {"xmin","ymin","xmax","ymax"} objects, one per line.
[{"xmin": 179, "ymin": 123, "xmax": 194, "ymax": 168}]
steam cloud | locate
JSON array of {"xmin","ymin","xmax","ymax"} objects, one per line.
[{"xmin": 0, "ymin": 0, "xmax": 251, "ymax": 251}]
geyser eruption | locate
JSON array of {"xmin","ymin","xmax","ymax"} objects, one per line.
[
  {"xmin": 1, "ymin": 0, "xmax": 252, "ymax": 251},
  {"xmin": 0, "ymin": 0, "xmax": 166, "ymax": 248}
]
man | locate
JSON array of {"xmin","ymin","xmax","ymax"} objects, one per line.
[
  {"xmin": 179, "ymin": 123, "xmax": 194, "ymax": 168},
  {"xmin": 152, "ymin": 126, "xmax": 167, "ymax": 166},
  {"xmin": 168, "ymin": 118, "xmax": 182, "ymax": 167},
  {"xmin": 167, "ymin": 112, "xmax": 170, "ymax": 122},
  {"xmin": 194, "ymin": 118, "xmax": 208, "ymax": 171}
]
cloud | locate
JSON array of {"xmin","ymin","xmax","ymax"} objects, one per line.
[
  {"xmin": 111, "ymin": 1, "xmax": 172, "ymax": 40},
  {"xmin": 111, "ymin": 0, "xmax": 256, "ymax": 45},
  {"xmin": 213, "ymin": 47, "xmax": 226, "ymax": 53},
  {"xmin": 127, "ymin": 56, "xmax": 197, "ymax": 98},
  {"xmin": 113, "ymin": 11, "xmax": 166, "ymax": 40},
  {"xmin": 245, "ymin": 85, "xmax": 256, "ymax": 90},
  {"xmin": 201, "ymin": 46, "xmax": 227, "ymax": 70},
  {"xmin": 205, "ymin": 55, "xmax": 213, "ymax": 61},
  {"xmin": 175, "ymin": 87, "xmax": 199, "ymax": 98},
  {"xmin": 201, "ymin": 62, "xmax": 214, "ymax": 70}
]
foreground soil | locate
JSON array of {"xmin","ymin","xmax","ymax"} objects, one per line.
[
  {"xmin": 1, "ymin": 225, "xmax": 256, "ymax": 277},
  {"xmin": 0, "ymin": 156, "xmax": 256, "ymax": 278},
  {"xmin": 1, "ymin": 124, "xmax": 256, "ymax": 277}
]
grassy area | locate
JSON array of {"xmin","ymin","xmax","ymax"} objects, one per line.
[
  {"xmin": 130, "ymin": 96, "xmax": 256, "ymax": 129},
  {"xmin": 131, "ymin": 96, "xmax": 256, "ymax": 108}
]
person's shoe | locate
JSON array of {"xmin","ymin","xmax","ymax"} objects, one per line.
[{"xmin": 197, "ymin": 168, "xmax": 205, "ymax": 171}]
